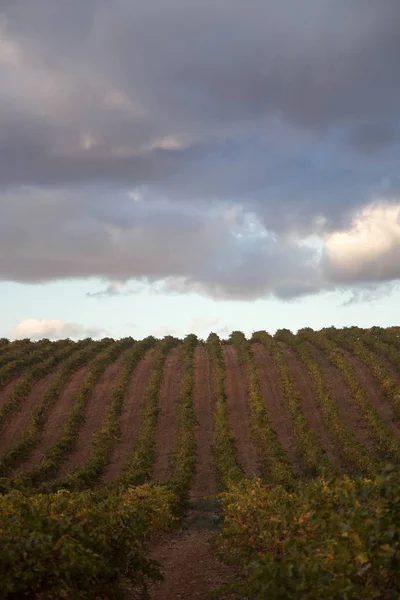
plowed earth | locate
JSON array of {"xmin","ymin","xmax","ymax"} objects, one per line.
[
  {"xmin": 152, "ymin": 346, "xmax": 181, "ymax": 483},
  {"xmin": 343, "ymin": 350, "xmax": 400, "ymax": 439},
  {"xmin": 19, "ymin": 365, "xmax": 91, "ymax": 471},
  {"xmin": 280, "ymin": 343, "xmax": 346, "ymax": 471},
  {"xmin": 191, "ymin": 345, "xmax": 218, "ymax": 499},
  {"xmin": 58, "ymin": 352, "xmax": 127, "ymax": 477},
  {"xmin": 145, "ymin": 528, "xmax": 237, "ymax": 600},
  {"xmin": 0, "ymin": 372, "xmax": 57, "ymax": 455},
  {"xmin": 252, "ymin": 343, "xmax": 303, "ymax": 474},
  {"xmin": 223, "ymin": 345, "xmax": 259, "ymax": 478},
  {"xmin": 103, "ymin": 348, "xmax": 155, "ymax": 483},
  {"xmin": 2, "ymin": 336, "xmax": 400, "ymax": 600},
  {"xmin": 306, "ymin": 342, "xmax": 377, "ymax": 455}
]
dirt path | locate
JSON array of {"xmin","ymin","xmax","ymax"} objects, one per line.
[
  {"xmin": 145, "ymin": 532, "xmax": 236, "ymax": 600},
  {"xmin": 252, "ymin": 343, "xmax": 303, "ymax": 474},
  {"xmin": 144, "ymin": 514, "xmax": 237, "ymax": 600},
  {"xmin": 18, "ymin": 365, "xmax": 91, "ymax": 471},
  {"xmin": 102, "ymin": 349, "xmax": 155, "ymax": 483},
  {"xmin": 343, "ymin": 350, "xmax": 400, "ymax": 439},
  {"xmin": 281, "ymin": 343, "xmax": 345, "ymax": 471},
  {"xmin": 223, "ymin": 345, "xmax": 259, "ymax": 478},
  {"xmin": 152, "ymin": 347, "xmax": 181, "ymax": 483},
  {"xmin": 191, "ymin": 345, "xmax": 218, "ymax": 500},
  {"xmin": 0, "ymin": 372, "xmax": 56, "ymax": 455},
  {"xmin": 57, "ymin": 353, "xmax": 126, "ymax": 477},
  {"xmin": 307, "ymin": 343, "xmax": 377, "ymax": 455}
]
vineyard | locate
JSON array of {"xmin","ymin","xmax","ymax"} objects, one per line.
[{"xmin": 1, "ymin": 327, "xmax": 400, "ymax": 598}]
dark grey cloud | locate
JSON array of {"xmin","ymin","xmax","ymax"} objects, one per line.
[
  {"xmin": 0, "ymin": 1, "xmax": 400, "ymax": 298},
  {"xmin": 0, "ymin": 186, "xmax": 326, "ymax": 299},
  {"xmin": 340, "ymin": 283, "xmax": 400, "ymax": 307}
]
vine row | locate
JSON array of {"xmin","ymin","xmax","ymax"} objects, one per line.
[
  {"xmin": 253, "ymin": 331, "xmax": 335, "ymax": 478},
  {"xmin": 282, "ymin": 329, "xmax": 376, "ymax": 476},
  {"xmin": 206, "ymin": 333, "xmax": 243, "ymax": 489},
  {"xmin": 301, "ymin": 328, "xmax": 399, "ymax": 462},
  {"xmin": 12, "ymin": 338, "xmax": 132, "ymax": 489},
  {"xmin": 0, "ymin": 338, "xmax": 112, "ymax": 477},
  {"xmin": 230, "ymin": 331, "xmax": 294, "ymax": 486}
]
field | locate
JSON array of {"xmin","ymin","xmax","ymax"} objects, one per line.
[{"xmin": 1, "ymin": 327, "xmax": 400, "ymax": 599}]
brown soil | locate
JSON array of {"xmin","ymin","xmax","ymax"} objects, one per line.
[
  {"xmin": 191, "ymin": 345, "xmax": 218, "ymax": 499},
  {"xmin": 223, "ymin": 345, "xmax": 259, "ymax": 478},
  {"xmin": 343, "ymin": 350, "xmax": 400, "ymax": 438},
  {"xmin": 58, "ymin": 352, "xmax": 127, "ymax": 476},
  {"xmin": 280, "ymin": 343, "xmax": 345, "ymax": 470},
  {"xmin": 143, "ymin": 529, "xmax": 237, "ymax": 600},
  {"xmin": 152, "ymin": 347, "xmax": 181, "ymax": 483},
  {"xmin": 102, "ymin": 349, "xmax": 155, "ymax": 483},
  {"xmin": 0, "ymin": 372, "xmax": 56, "ymax": 455},
  {"xmin": 19, "ymin": 365, "xmax": 90, "ymax": 471},
  {"xmin": 252, "ymin": 343, "xmax": 303, "ymax": 474},
  {"xmin": 306, "ymin": 343, "xmax": 377, "ymax": 454}
]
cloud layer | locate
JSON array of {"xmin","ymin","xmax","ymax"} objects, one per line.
[
  {"xmin": 1, "ymin": 1, "xmax": 400, "ymax": 299},
  {"xmin": 11, "ymin": 319, "xmax": 106, "ymax": 340}
]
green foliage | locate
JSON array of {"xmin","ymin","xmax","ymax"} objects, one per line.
[
  {"xmin": 0, "ymin": 484, "xmax": 176, "ymax": 599},
  {"xmin": 0, "ymin": 339, "xmax": 68, "ymax": 388},
  {"xmin": 0, "ymin": 339, "xmax": 112, "ymax": 477},
  {"xmin": 229, "ymin": 331, "xmax": 294, "ymax": 486},
  {"xmin": 215, "ymin": 468, "xmax": 400, "ymax": 599},
  {"xmin": 207, "ymin": 332, "xmax": 243, "ymax": 488},
  {"xmin": 0, "ymin": 341, "xmax": 79, "ymax": 434},
  {"xmin": 0, "ymin": 340, "xmax": 55, "ymax": 385},
  {"xmin": 116, "ymin": 336, "xmax": 179, "ymax": 488},
  {"xmin": 167, "ymin": 333, "xmax": 198, "ymax": 511},
  {"xmin": 253, "ymin": 331, "xmax": 334, "ymax": 478},
  {"xmin": 286, "ymin": 330, "xmax": 376, "ymax": 476},
  {"xmin": 2, "ymin": 329, "xmax": 400, "ymax": 598},
  {"xmin": 361, "ymin": 327, "xmax": 400, "ymax": 376},
  {"xmin": 12, "ymin": 339, "xmax": 130, "ymax": 489},
  {"xmin": 303, "ymin": 328, "xmax": 400, "ymax": 462},
  {"xmin": 55, "ymin": 337, "xmax": 156, "ymax": 490},
  {"xmin": 329, "ymin": 327, "xmax": 400, "ymax": 419},
  {"xmin": 0, "ymin": 339, "xmax": 32, "ymax": 367}
]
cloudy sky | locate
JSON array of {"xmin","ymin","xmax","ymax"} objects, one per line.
[{"xmin": 1, "ymin": 0, "xmax": 400, "ymax": 340}]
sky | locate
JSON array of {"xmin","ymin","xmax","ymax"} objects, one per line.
[{"xmin": 1, "ymin": 0, "xmax": 400, "ymax": 340}]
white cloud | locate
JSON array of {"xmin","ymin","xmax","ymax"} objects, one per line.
[
  {"xmin": 10, "ymin": 318, "xmax": 106, "ymax": 340},
  {"xmin": 323, "ymin": 202, "xmax": 400, "ymax": 282}
]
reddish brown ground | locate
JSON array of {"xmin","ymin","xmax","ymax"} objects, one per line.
[
  {"xmin": 223, "ymin": 345, "xmax": 259, "ymax": 478},
  {"xmin": 19, "ymin": 365, "xmax": 90, "ymax": 471},
  {"xmin": 307, "ymin": 342, "xmax": 377, "ymax": 455},
  {"xmin": 191, "ymin": 345, "xmax": 218, "ymax": 499},
  {"xmin": 102, "ymin": 349, "xmax": 155, "ymax": 483},
  {"xmin": 252, "ymin": 343, "xmax": 302, "ymax": 474},
  {"xmin": 57, "ymin": 352, "xmax": 127, "ymax": 476},
  {"xmin": 280, "ymin": 343, "xmax": 345, "ymax": 471},
  {"xmin": 344, "ymin": 350, "xmax": 400, "ymax": 439},
  {"xmin": 152, "ymin": 347, "xmax": 181, "ymax": 483},
  {"xmin": 144, "ymin": 529, "xmax": 237, "ymax": 600},
  {"xmin": 0, "ymin": 372, "xmax": 57, "ymax": 454}
]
